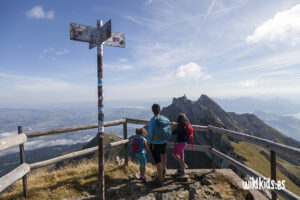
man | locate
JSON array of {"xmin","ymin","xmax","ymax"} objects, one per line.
[{"xmin": 147, "ymin": 104, "xmax": 170, "ymax": 187}]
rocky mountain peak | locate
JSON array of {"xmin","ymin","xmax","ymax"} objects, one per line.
[
  {"xmin": 198, "ymin": 95, "xmax": 225, "ymax": 114},
  {"xmin": 172, "ymin": 95, "xmax": 193, "ymax": 106},
  {"xmin": 197, "ymin": 94, "xmax": 214, "ymax": 104}
]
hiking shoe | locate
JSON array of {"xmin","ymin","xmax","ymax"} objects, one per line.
[
  {"xmin": 140, "ymin": 177, "xmax": 146, "ymax": 183},
  {"xmin": 175, "ymin": 169, "xmax": 185, "ymax": 176},
  {"xmin": 163, "ymin": 169, "xmax": 166, "ymax": 177},
  {"xmin": 152, "ymin": 179, "xmax": 163, "ymax": 187},
  {"xmin": 184, "ymin": 163, "xmax": 188, "ymax": 169}
]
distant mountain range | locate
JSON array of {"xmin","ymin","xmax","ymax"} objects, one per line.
[
  {"xmin": 254, "ymin": 111, "xmax": 300, "ymax": 142},
  {"xmin": 215, "ymin": 97, "xmax": 300, "ymax": 115}
]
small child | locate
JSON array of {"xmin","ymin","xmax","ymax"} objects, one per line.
[
  {"xmin": 172, "ymin": 113, "xmax": 193, "ymax": 176},
  {"xmin": 132, "ymin": 128, "xmax": 148, "ymax": 182}
]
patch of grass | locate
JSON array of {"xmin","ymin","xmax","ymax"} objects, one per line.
[
  {"xmin": 0, "ymin": 159, "xmax": 156, "ymax": 200},
  {"xmin": 230, "ymin": 141, "xmax": 300, "ymax": 197}
]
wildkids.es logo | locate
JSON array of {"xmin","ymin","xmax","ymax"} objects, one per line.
[{"xmin": 243, "ymin": 177, "xmax": 286, "ymax": 190}]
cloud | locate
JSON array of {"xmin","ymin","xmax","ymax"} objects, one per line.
[
  {"xmin": 226, "ymin": 50, "xmax": 300, "ymax": 72},
  {"xmin": 0, "ymin": 73, "xmax": 71, "ymax": 92},
  {"xmin": 0, "ymin": 133, "xmax": 94, "ymax": 156},
  {"xmin": 27, "ymin": 6, "xmax": 55, "ymax": 20},
  {"xmin": 43, "ymin": 47, "xmax": 55, "ymax": 53},
  {"xmin": 145, "ymin": 0, "xmax": 154, "ymax": 5},
  {"xmin": 247, "ymin": 3, "xmax": 300, "ymax": 45},
  {"xmin": 123, "ymin": 16, "xmax": 144, "ymax": 25},
  {"xmin": 203, "ymin": 0, "xmax": 216, "ymax": 23},
  {"xmin": 239, "ymin": 80, "xmax": 257, "ymax": 87},
  {"xmin": 119, "ymin": 58, "xmax": 128, "ymax": 63},
  {"xmin": 105, "ymin": 59, "xmax": 133, "ymax": 71},
  {"xmin": 0, "ymin": 132, "xmax": 16, "ymax": 139},
  {"xmin": 55, "ymin": 49, "xmax": 69, "ymax": 55},
  {"xmin": 175, "ymin": 62, "xmax": 211, "ymax": 80}
]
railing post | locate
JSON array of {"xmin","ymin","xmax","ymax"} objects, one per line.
[
  {"xmin": 18, "ymin": 126, "xmax": 27, "ymax": 198},
  {"xmin": 209, "ymin": 129, "xmax": 215, "ymax": 172},
  {"xmin": 123, "ymin": 118, "xmax": 128, "ymax": 165},
  {"xmin": 271, "ymin": 150, "xmax": 277, "ymax": 200}
]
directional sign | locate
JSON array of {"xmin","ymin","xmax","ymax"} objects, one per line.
[
  {"xmin": 70, "ymin": 23, "xmax": 97, "ymax": 43},
  {"xmin": 104, "ymin": 32, "xmax": 125, "ymax": 48},
  {"xmin": 99, "ymin": 20, "xmax": 111, "ymax": 44},
  {"xmin": 70, "ymin": 19, "xmax": 111, "ymax": 48}
]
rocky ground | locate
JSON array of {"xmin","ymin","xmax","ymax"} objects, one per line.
[{"xmin": 81, "ymin": 169, "xmax": 268, "ymax": 200}]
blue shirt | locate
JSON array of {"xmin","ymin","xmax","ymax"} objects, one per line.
[{"xmin": 147, "ymin": 115, "xmax": 168, "ymax": 144}]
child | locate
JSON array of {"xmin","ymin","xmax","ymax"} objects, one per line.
[
  {"xmin": 132, "ymin": 128, "xmax": 148, "ymax": 182},
  {"xmin": 172, "ymin": 113, "xmax": 193, "ymax": 176}
]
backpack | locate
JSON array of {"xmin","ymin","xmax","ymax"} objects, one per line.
[
  {"xmin": 153, "ymin": 115, "xmax": 172, "ymax": 141},
  {"xmin": 184, "ymin": 124, "xmax": 194, "ymax": 150},
  {"xmin": 132, "ymin": 137, "xmax": 144, "ymax": 153},
  {"xmin": 184, "ymin": 124, "xmax": 193, "ymax": 141}
]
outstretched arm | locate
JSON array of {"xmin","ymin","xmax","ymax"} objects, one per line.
[{"xmin": 147, "ymin": 118, "xmax": 154, "ymax": 143}]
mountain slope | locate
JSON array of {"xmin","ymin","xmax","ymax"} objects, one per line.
[{"xmin": 254, "ymin": 110, "xmax": 300, "ymax": 142}]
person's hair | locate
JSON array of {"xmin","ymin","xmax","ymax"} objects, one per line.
[
  {"xmin": 152, "ymin": 104, "xmax": 160, "ymax": 115},
  {"xmin": 177, "ymin": 113, "xmax": 189, "ymax": 125},
  {"xmin": 136, "ymin": 128, "xmax": 147, "ymax": 138}
]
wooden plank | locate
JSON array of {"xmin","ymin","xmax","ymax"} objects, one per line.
[
  {"xmin": 0, "ymin": 134, "xmax": 27, "ymax": 152},
  {"xmin": 210, "ymin": 130, "xmax": 215, "ymax": 171},
  {"xmin": 126, "ymin": 118, "xmax": 149, "ymax": 125},
  {"xmin": 167, "ymin": 142, "xmax": 210, "ymax": 152},
  {"xmin": 126, "ymin": 118, "xmax": 208, "ymax": 132},
  {"xmin": 123, "ymin": 120, "xmax": 128, "ymax": 165},
  {"xmin": 26, "ymin": 119, "xmax": 125, "ymax": 138},
  {"xmin": 270, "ymin": 151, "xmax": 277, "ymax": 200},
  {"xmin": 212, "ymin": 148, "xmax": 299, "ymax": 200},
  {"xmin": 192, "ymin": 125, "xmax": 208, "ymax": 132},
  {"xmin": 18, "ymin": 126, "xmax": 28, "ymax": 198},
  {"xmin": 29, "ymin": 139, "xmax": 129, "ymax": 169},
  {"xmin": 208, "ymin": 125, "xmax": 300, "ymax": 159},
  {"xmin": 104, "ymin": 139, "xmax": 129, "ymax": 149},
  {"xmin": 0, "ymin": 163, "xmax": 30, "ymax": 193}
]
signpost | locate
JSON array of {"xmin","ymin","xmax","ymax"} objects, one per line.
[{"xmin": 70, "ymin": 19, "xmax": 125, "ymax": 200}]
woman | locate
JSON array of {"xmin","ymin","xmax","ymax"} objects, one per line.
[{"xmin": 172, "ymin": 113, "xmax": 193, "ymax": 176}]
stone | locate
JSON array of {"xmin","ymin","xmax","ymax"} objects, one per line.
[
  {"xmin": 200, "ymin": 178, "xmax": 212, "ymax": 185},
  {"xmin": 177, "ymin": 190, "xmax": 189, "ymax": 199},
  {"xmin": 213, "ymin": 191, "xmax": 222, "ymax": 198}
]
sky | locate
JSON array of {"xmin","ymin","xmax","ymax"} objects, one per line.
[{"xmin": 1, "ymin": 0, "xmax": 300, "ymax": 107}]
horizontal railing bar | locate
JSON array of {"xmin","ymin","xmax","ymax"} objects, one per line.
[
  {"xmin": 167, "ymin": 142, "xmax": 210, "ymax": 152},
  {"xmin": 192, "ymin": 125, "xmax": 208, "ymax": 132},
  {"xmin": 0, "ymin": 163, "xmax": 30, "ymax": 193},
  {"xmin": 126, "ymin": 118, "xmax": 208, "ymax": 132},
  {"xmin": 126, "ymin": 118, "xmax": 148, "ymax": 125},
  {"xmin": 29, "ymin": 139, "xmax": 129, "ymax": 169},
  {"xmin": 208, "ymin": 125, "xmax": 300, "ymax": 159},
  {"xmin": 211, "ymin": 148, "xmax": 299, "ymax": 200},
  {"xmin": 26, "ymin": 119, "xmax": 125, "ymax": 138},
  {"xmin": 0, "ymin": 134, "xmax": 27, "ymax": 152}
]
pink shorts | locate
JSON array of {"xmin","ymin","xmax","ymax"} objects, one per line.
[{"xmin": 172, "ymin": 142, "xmax": 187, "ymax": 159}]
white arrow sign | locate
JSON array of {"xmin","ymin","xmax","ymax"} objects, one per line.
[{"xmin": 70, "ymin": 20, "xmax": 111, "ymax": 48}]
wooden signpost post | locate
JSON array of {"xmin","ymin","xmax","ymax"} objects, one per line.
[{"xmin": 70, "ymin": 19, "xmax": 125, "ymax": 200}]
